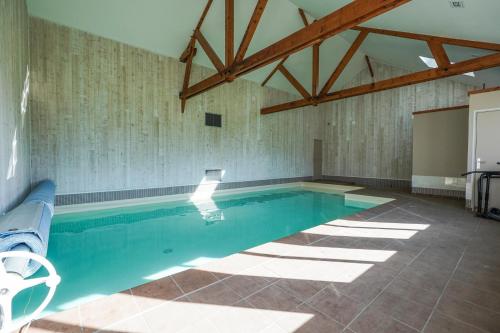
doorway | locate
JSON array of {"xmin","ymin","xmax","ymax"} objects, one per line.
[{"xmin": 473, "ymin": 109, "xmax": 500, "ymax": 209}]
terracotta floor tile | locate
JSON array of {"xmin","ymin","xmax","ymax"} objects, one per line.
[
  {"xmin": 259, "ymin": 323, "xmax": 288, "ymax": 333},
  {"xmin": 330, "ymin": 280, "xmax": 382, "ymax": 306},
  {"xmin": 223, "ymin": 274, "xmax": 274, "ymax": 298},
  {"xmin": 207, "ymin": 300, "xmax": 275, "ymax": 333},
  {"xmin": 453, "ymin": 267, "xmax": 500, "ymax": 294},
  {"xmin": 130, "ymin": 276, "xmax": 183, "ymax": 311},
  {"xmin": 398, "ymin": 261, "xmax": 452, "ymax": 294},
  {"xmin": 246, "ymin": 285, "xmax": 302, "ymax": 313},
  {"xmin": 348, "ymin": 307, "xmax": 419, "ymax": 333},
  {"xmin": 412, "ymin": 248, "xmax": 462, "ymax": 270},
  {"xmin": 424, "ymin": 312, "xmax": 485, "ymax": 333},
  {"xmin": 444, "ymin": 279, "xmax": 500, "ymax": 313},
  {"xmin": 186, "ymin": 280, "xmax": 241, "ymax": 305},
  {"xmin": 459, "ymin": 255, "xmax": 500, "ymax": 276},
  {"xmin": 311, "ymin": 236, "xmax": 361, "ymax": 249},
  {"xmin": 306, "ymin": 285, "xmax": 364, "ymax": 326},
  {"xmin": 368, "ymin": 290, "xmax": 433, "ymax": 330},
  {"xmin": 177, "ymin": 318, "xmax": 219, "ymax": 333},
  {"xmin": 377, "ymin": 251, "xmax": 416, "ymax": 272},
  {"xmin": 385, "ymin": 278, "xmax": 441, "ymax": 307},
  {"xmin": 80, "ymin": 291, "xmax": 140, "ymax": 333},
  {"xmin": 351, "ymin": 238, "xmax": 392, "ymax": 250},
  {"xmin": 198, "ymin": 252, "xmax": 271, "ymax": 277},
  {"xmin": 274, "ymin": 232, "xmax": 326, "ymax": 245},
  {"xmin": 28, "ymin": 306, "xmax": 82, "ymax": 333},
  {"xmin": 276, "ymin": 304, "xmax": 344, "ymax": 333},
  {"xmin": 437, "ymin": 294, "xmax": 500, "ymax": 332},
  {"xmin": 171, "ymin": 269, "xmax": 218, "ymax": 294},
  {"xmin": 141, "ymin": 297, "xmax": 208, "ymax": 332},
  {"xmin": 274, "ymin": 279, "xmax": 327, "ymax": 302},
  {"xmin": 98, "ymin": 314, "xmax": 150, "ymax": 333},
  {"xmin": 331, "ymin": 266, "xmax": 396, "ymax": 305}
]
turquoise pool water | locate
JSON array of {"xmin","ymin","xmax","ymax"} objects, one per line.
[{"xmin": 14, "ymin": 187, "xmax": 375, "ymax": 318}]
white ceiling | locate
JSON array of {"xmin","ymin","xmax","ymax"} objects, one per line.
[
  {"xmin": 290, "ymin": 0, "xmax": 500, "ymax": 88},
  {"xmin": 27, "ymin": 0, "xmax": 500, "ymax": 97}
]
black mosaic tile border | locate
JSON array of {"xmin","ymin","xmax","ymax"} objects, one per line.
[
  {"xmin": 412, "ymin": 187, "xmax": 465, "ymax": 199},
  {"xmin": 55, "ymin": 177, "xmax": 313, "ymax": 206},
  {"xmin": 322, "ymin": 175, "xmax": 411, "ymax": 189}
]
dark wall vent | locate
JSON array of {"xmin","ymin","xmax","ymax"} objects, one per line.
[{"xmin": 205, "ymin": 113, "xmax": 222, "ymax": 127}]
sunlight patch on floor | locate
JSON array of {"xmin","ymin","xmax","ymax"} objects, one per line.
[
  {"xmin": 326, "ymin": 219, "xmax": 430, "ymax": 230},
  {"xmin": 304, "ymin": 224, "xmax": 418, "ymax": 239},
  {"xmin": 247, "ymin": 242, "xmax": 396, "ymax": 262}
]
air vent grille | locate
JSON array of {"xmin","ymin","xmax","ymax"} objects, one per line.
[
  {"xmin": 205, "ymin": 113, "xmax": 222, "ymax": 127},
  {"xmin": 449, "ymin": 1, "xmax": 464, "ymax": 8}
]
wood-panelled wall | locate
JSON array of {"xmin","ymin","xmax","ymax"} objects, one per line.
[
  {"xmin": 29, "ymin": 18, "xmax": 320, "ymax": 195},
  {"xmin": 0, "ymin": 0, "xmax": 31, "ymax": 213},
  {"xmin": 320, "ymin": 61, "xmax": 475, "ymax": 181}
]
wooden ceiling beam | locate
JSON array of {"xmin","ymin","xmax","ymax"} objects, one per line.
[
  {"xmin": 181, "ymin": 0, "xmax": 410, "ymax": 101},
  {"xmin": 234, "ymin": 0, "xmax": 268, "ymax": 63},
  {"xmin": 232, "ymin": 0, "xmax": 409, "ymax": 78},
  {"xmin": 278, "ymin": 64, "xmax": 311, "ymax": 100},
  {"xmin": 180, "ymin": 0, "xmax": 213, "ymax": 63},
  {"xmin": 298, "ymin": 8, "xmax": 309, "ymax": 26},
  {"xmin": 261, "ymin": 52, "xmax": 500, "ymax": 114},
  {"xmin": 181, "ymin": 47, "xmax": 197, "ymax": 113},
  {"xmin": 261, "ymin": 56, "xmax": 288, "ymax": 87},
  {"xmin": 183, "ymin": 73, "xmax": 226, "ymax": 101},
  {"xmin": 352, "ymin": 26, "xmax": 500, "ymax": 52},
  {"xmin": 312, "ymin": 44, "xmax": 320, "ymax": 97},
  {"xmin": 225, "ymin": 0, "xmax": 234, "ymax": 67},
  {"xmin": 365, "ymin": 55, "xmax": 374, "ymax": 78},
  {"xmin": 194, "ymin": 29, "xmax": 225, "ymax": 74},
  {"xmin": 320, "ymin": 30, "xmax": 369, "ymax": 96},
  {"xmin": 427, "ymin": 40, "xmax": 450, "ymax": 68}
]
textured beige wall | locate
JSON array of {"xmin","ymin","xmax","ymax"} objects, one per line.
[
  {"xmin": 29, "ymin": 18, "xmax": 321, "ymax": 195},
  {"xmin": 412, "ymin": 108, "xmax": 468, "ymax": 177},
  {"xmin": 0, "ymin": 0, "xmax": 31, "ymax": 213},
  {"xmin": 320, "ymin": 61, "xmax": 475, "ymax": 181},
  {"xmin": 469, "ymin": 90, "xmax": 500, "ymax": 111}
]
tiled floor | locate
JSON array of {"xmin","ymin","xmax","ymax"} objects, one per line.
[{"xmin": 22, "ymin": 186, "xmax": 500, "ymax": 333}]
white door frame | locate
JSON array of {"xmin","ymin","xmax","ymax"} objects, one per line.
[{"xmin": 469, "ymin": 107, "xmax": 500, "ymax": 208}]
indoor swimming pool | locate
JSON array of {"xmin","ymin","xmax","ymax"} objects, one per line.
[{"xmin": 13, "ymin": 185, "xmax": 385, "ymax": 319}]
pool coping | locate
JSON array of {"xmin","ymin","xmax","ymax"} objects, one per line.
[{"xmin": 54, "ymin": 182, "xmax": 395, "ymax": 215}]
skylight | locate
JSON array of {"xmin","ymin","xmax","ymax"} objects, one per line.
[{"xmin": 419, "ymin": 56, "xmax": 475, "ymax": 77}]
